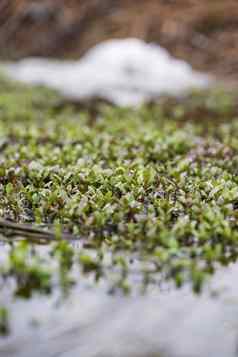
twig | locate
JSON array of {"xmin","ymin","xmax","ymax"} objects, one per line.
[{"xmin": 0, "ymin": 218, "xmax": 76, "ymax": 242}]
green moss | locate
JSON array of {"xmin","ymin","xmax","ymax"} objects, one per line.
[
  {"xmin": 1, "ymin": 77, "xmax": 238, "ymax": 332},
  {"xmin": 0, "ymin": 307, "xmax": 9, "ymax": 336}
]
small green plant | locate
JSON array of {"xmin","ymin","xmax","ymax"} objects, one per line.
[
  {"xmin": 1, "ymin": 77, "xmax": 238, "ymax": 333},
  {"xmin": 0, "ymin": 307, "xmax": 9, "ymax": 336}
]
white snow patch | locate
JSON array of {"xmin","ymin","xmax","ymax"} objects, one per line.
[
  {"xmin": 3, "ymin": 38, "xmax": 211, "ymax": 106},
  {"xmin": 1, "ymin": 262, "xmax": 238, "ymax": 357}
]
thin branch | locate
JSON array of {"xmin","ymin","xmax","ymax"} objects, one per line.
[{"xmin": 0, "ymin": 218, "xmax": 77, "ymax": 243}]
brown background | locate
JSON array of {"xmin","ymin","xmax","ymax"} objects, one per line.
[{"xmin": 0, "ymin": 0, "xmax": 237, "ymax": 80}]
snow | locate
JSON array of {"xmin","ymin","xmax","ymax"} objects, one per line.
[
  {"xmin": 1, "ymin": 259, "xmax": 238, "ymax": 357},
  {"xmin": 3, "ymin": 38, "xmax": 211, "ymax": 106}
]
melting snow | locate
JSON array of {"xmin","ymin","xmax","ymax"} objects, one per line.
[
  {"xmin": 1, "ymin": 261, "xmax": 238, "ymax": 357},
  {"xmin": 3, "ymin": 38, "xmax": 211, "ymax": 106}
]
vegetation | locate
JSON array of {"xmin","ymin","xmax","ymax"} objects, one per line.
[{"xmin": 1, "ymin": 76, "xmax": 238, "ymax": 333}]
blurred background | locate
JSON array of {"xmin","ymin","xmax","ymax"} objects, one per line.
[{"xmin": 0, "ymin": 0, "xmax": 237, "ymax": 81}]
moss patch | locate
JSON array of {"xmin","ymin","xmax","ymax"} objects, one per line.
[{"xmin": 1, "ymin": 78, "xmax": 238, "ymax": 332}]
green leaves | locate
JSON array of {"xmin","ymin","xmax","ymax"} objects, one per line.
[
  {"xmin": 2, "ymin": 76, "xmax": 238, "ymax": 321},
  {"xmin": 6, "ymin": 241, "xmax": 52, "ymax": 298},
  {"xmin": 0, "ymin": 307, "xmax": 9, "ymax": 336}
]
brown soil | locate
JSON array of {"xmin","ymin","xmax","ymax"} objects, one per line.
[{"xmin": 0, "ymin": 0, "xmax": 238, "ymax": 80}]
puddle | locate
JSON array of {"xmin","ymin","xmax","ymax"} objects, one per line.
[{"xmin": 3, "ymin": 38, "xmax": 211, "ymax": 106}]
